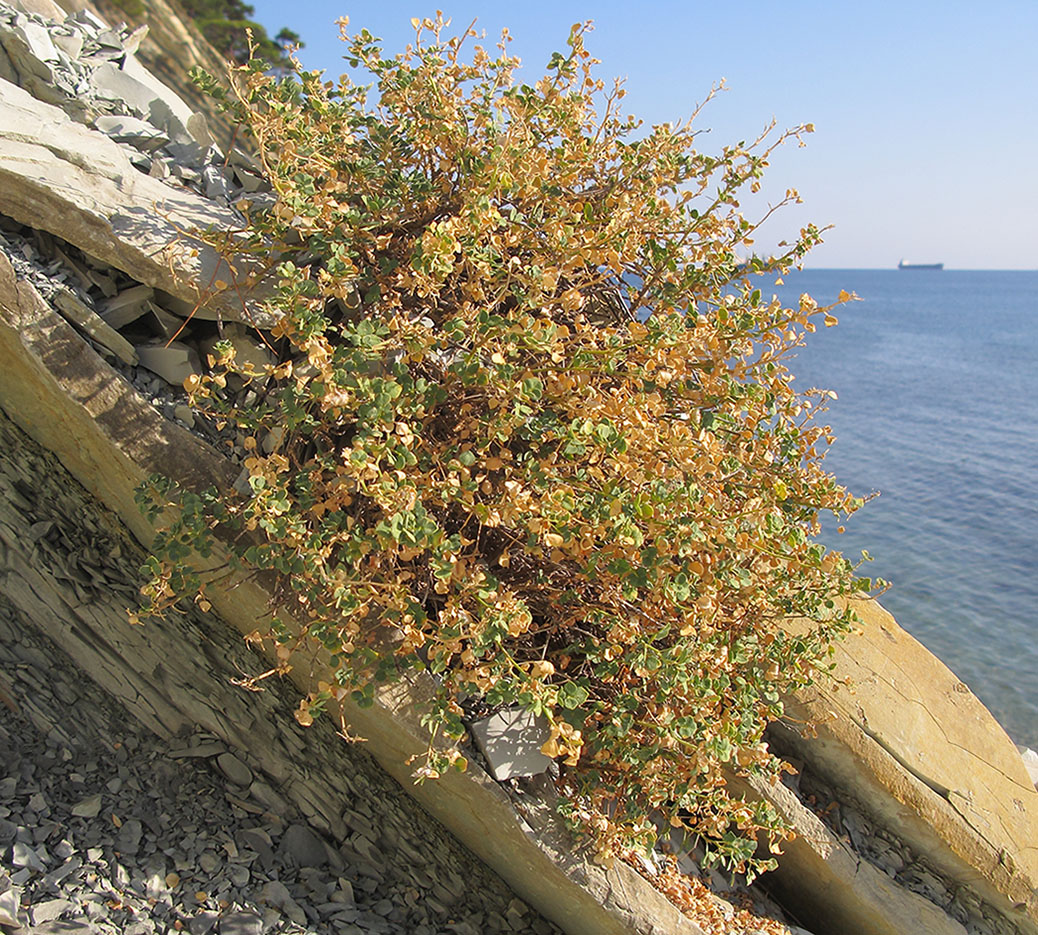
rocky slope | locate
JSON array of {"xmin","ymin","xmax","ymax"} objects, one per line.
[{"xmin": 0, "ymin": 2, "xmax": 1036, "ymax": 934}]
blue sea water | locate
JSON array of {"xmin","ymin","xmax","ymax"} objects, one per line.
[{"xmin": 765, "ymin": 269, "xmax": 1038, "ymax": 748}]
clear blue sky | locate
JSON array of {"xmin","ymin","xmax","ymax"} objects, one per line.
[{"xmin": 244, "ymin": 1, "xmax": 1037, "ymax": 270}]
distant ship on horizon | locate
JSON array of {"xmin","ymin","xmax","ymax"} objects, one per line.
[{"xmin": 898, "ymin": 259, "xmax": 944, "ymax": 270}]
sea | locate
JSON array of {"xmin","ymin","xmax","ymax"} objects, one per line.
[{"xmin": 763, "ymin": 268, "xmax": 1038, "ymax": 749}]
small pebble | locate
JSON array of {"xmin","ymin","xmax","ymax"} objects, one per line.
[{"xmin": 71, "ymin": 793, "xmax": 102, "ymax": 818}]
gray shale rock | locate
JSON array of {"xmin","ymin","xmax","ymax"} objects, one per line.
[
  {"xmin": 0, "ymin": 79, "xmax": 274, "ymax": 327},
  {"xmin": 69, "ymin": 793, "xmax": 102, "ymax": 819},
  {"xmin": 94, "ymin": 114, "xmax": 170, "ymax": 152},
  {"xmin": 216, "ymin": 753, "xmax": 252, "ymax": 788},
  {"xmin": 135, "ymin": 341, "xmax": 201, "ymax": 386},
  {"xmin": 0, "ymin": 885, "xmax": 22, "ymax": 927},
  {"xmin": 217, "ymin": 911, "xmax": 262, "ymax": 935},
  {"xmin": 277, "ymin": 824, "xmax": 327, "ymax": 869},
  {"xmin": 116, "ymin": 818, "xmax": 143, "ymax": 856}
]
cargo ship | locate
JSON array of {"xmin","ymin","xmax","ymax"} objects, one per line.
[{"xmin": 898, "ymin": 259, "xmax": 944, "ymax": 270}]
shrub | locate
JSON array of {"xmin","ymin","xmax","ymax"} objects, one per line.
[
  {"xmin": 110, "ymin": 0, "xmax": 146, "ymax": 17},
  {"xmin": 138, "ymin": 14, "xmax": 870, "ymax": 877},
  {"xmin": 179, "ymin": 0, "xmax": 301, "ymax": 72}
]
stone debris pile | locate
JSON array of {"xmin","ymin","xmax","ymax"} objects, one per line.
[
  {"xmin": 0, "ymin": 593, "xmax": 561, "ymax": 935},
  {"xmin": 0, "ymin": 0, "xmax": 279, "ymax": 439},
  {"xmin": 0, "ymin": 0, "xmax": 271, "ymax": 212},
  {"xmin": 0, "ymin": 215, "xmax": 263, "ymax": 454}
]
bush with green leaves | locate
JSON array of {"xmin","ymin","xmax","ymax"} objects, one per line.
[{"xmin": 139, "ymin": 13, "xmax": 872, "ymax": 877}]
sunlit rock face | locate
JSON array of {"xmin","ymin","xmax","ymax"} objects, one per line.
[
  {"xmin": 767, "ymin": 597, "xmax": 1038, "ymax": 934},
  {"xmin": 52, "ymin": 0, "xmax": 240, "ymax": 147},
  {"xmin": 2, "ymin": 3, "xmax": 1038, "ymax": 934}
]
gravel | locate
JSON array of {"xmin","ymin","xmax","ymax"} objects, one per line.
[
  {"xmin": 0, "ymin": 593, "xmax": 561, "ymax": 935},
  {"xmin": 783, "ymin": 754, "xmax": 1016, "ymax": 935}
]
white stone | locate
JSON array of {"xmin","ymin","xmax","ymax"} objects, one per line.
[
  {"xmin": 147, "ymin": 96, "xmax": 192, "ymax": 146},
  {"xmin": 69, "ymin": 9, "xmax": 109, "ymax": 32},
  {"xmin": 1017, "ymin": 745, "xmax": 1038, "ymax": 788},
  {"xmin": 123, "ymin": 52, "xmax": 193, "ymax": 126},
  {"xmin": 94, "ymin": 115, "xmax": 169, "ymax": 153},
  {"xmin": 1, "ymin": 24, "xmax": 54, "ymax": 82},
  {"xmin": 50, "ymin": 31, "xmax": 83, "ymax": 61},
  {"xmin": 11, "ymin": 840, "xmax": 45, "ymax": 872},
  {"xmin": 90, "ymin": 61, "xmax": 158, "ymax": 118},
  {"xmin": 232, "ymin": 166, "xmax": 266, "ymax": 193},
  {"xmin": 148, "ymin": 157, "xmax": 170, "ymax": 180},
  {"xmin": 122, "ymin": 24, "xmax": 148, "ymax": 56},
  {"xmin": 18, "ymin": 22, "xmax": 58, "ymax": 63},
  {"xmin": 470, "ymin": 708, "xmax": 552, "ymax": 781},
  {"xmin": 0, "ymin": 887, "xmax": 20, "ymax": 928},
  {"xmin": 186, "ymin": 112, "xmax": 215, "ymax": 149},
  {"xmin": 30, "ymin": 897, "xmax": 73, "ymax": 926}
]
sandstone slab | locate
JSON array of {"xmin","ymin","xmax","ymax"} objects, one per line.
[
  {"xmin": 52, "ymin": 286, "xmax": 137, "ymax": 364},
  {"xmin": 728, "ymin": 771, "xmax": 968, "ymax": 935},
  {"xmin": 776, "ymin": 597, "xmax": 1038, "ymax": 933}
]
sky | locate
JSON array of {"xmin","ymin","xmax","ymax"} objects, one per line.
[{"xmin": 243, "ymin": 1, "xmax": 1037, "ymax": 270}]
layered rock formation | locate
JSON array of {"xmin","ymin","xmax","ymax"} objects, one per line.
[
  {"xmin": 764, "ymin": 600, "xmax": 1038, "ymax": 933},
  {"xmin": 14, "ymin": 0, "xmax": 241, "ymax": 146},
  {"xmin": 0, "ymin": 416, "xmax": 561, "ymax": 935},
  {"xmin": 0, "ymin": 3, "xmax": 1036, "ymax": 934}
]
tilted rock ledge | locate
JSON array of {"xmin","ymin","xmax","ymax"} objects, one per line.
[{"xmin": 0, "ymin": 2, "xmax": 1036, "ymax": 933}]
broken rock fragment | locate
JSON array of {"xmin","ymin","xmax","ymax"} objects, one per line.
[
  {"xmin": 53, "ymin": 286, "xmax": 138, "ymax": 364},
  {"xmin": 100, "ymin": 283, "xmax": 153, "ymax": 328},
  {"xmin": 94, "ymin": 114, "xmax": 170, "ymax": 152},
  {"xmin": 136, "ymin": 340, "xmax": 200, "ymax": 386}
]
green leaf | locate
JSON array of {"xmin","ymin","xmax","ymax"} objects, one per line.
[{"xmin": 558, "ymin": 681, "xmax": 589, "ymax": 710}]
